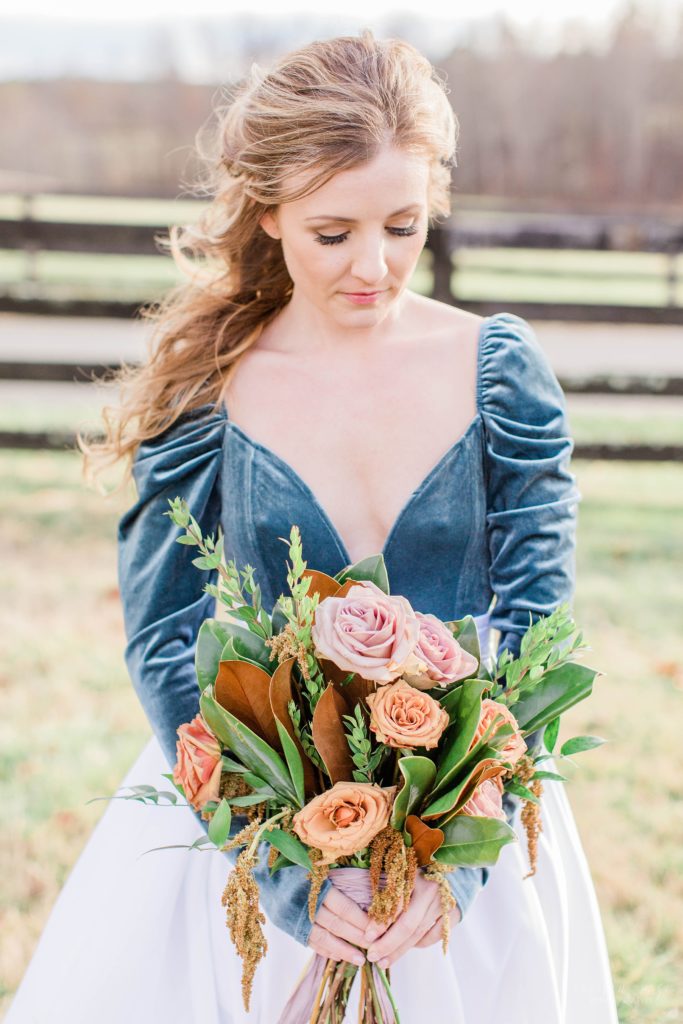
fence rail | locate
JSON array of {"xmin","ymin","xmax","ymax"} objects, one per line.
[{"xmin": 2, "ymin": 197, "xmax": 681, "ymax": 459}]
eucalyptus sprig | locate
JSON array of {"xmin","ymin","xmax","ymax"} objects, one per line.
[
  {"xmin": 342, "ymin": 704, "xmax": 383, "ymax": 784},
  {"xmin": 492, "ymin": 602, "xmax": 588, "ymax": 705},
  {"xmin": 165, "ymin": 497, "xmax": 272, "ymax": 640}
]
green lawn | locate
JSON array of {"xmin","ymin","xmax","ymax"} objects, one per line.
[{"xmin": 0, "ymin": 450, "xmax": 681, "ymax": 1021}]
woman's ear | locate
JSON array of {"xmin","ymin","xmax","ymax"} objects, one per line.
[{"xmin": 259, "ymin": 209, "xmax": 281, "ymax": 240}]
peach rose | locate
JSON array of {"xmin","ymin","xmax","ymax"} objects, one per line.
[
  {"xmin": 311, "ymin": 580, "xmax": 420, "ymax": 683},
  {"xmin": 402, "ymin": 612, "xmax": 479, "ymax": 690},
  {"xmin": 292, "ymin": 781, "xmax": 396, "ymax": 866},
  {"xmin": 469, "ymin": 699, "xmax": 527, "ymax": 766},
  {"xmin": 366, "ymin": 678, "xmax": 450, "ymax": 750},
  {"xmin": 459, "ymin": 776, "xmax": 506, "ymax": 820},
  {"xmin": 173, "ymin": 713, "xmax": 222, "ymax": 813}
]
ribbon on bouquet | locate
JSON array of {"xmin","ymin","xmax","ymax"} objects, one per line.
[{"xmin": 277, "ymin": 867, "xmax": 396, "ymax": 1024}]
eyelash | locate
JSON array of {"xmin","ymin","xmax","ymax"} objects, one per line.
[{"xmin": 314, "ymin": 226, "xmax": 418, "ymax": 246}]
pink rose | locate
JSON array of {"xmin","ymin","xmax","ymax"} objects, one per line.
[
  {"xmin": 173, "ymin": 714, "xmax": 222, "ymax": 813},
  {"xmin": 292, "ymin": 781, "xmax": 396, "ymax": 866},
  {"xmin": 402, "ymin": 612, "xmax": 479, "ymax": 689},
  {"xmin": 311, "ymin": 580, "xmax": 420, "ymax": 683},
  {"xmin": 469, "ymin": 699, "xmax": 527, "ymax": 766},
  {"xmin": 459, "ymin": 776, "xmax": 506, "ymax": 820},
  {"xmin": 366, "ymin": 678, "xmax": 449, "ymax": 749}
]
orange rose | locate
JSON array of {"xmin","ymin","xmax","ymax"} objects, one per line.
[
  {"xmin": 292, "ymin": 781, "xmax": 395, "ymax": 866},
  {"xmin": 469, "ymin": 699, "xmax": 527, "ymax": 766},
  {"xmin": 173, "ymin": 713, "xmax": 222, "ymax": 814},
  {"xmin": 366, "ymin": 678, "xmax": 449, "ymax": 749}
]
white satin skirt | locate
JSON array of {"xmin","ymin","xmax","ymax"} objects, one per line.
[{"xmin": 6, "ymin": 729, "xmax": 619, "ymax": 1024}]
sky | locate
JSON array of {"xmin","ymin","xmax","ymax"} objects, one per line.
[{"xmin": 0, "ymin": 0, "xmax": 644, "ymax": 21}]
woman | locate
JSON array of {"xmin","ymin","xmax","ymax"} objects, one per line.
[{"xmin": 6, "ymin": 30, "xmax": 618, "ymax": 1023}]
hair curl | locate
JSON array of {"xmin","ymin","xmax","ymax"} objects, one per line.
[{"xmin": 79, "ymin": 28, "xmax": 458, "ymax": 491}]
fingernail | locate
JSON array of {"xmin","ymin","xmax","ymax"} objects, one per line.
[
  {"xmin": 352, "ymin": 954, "xmax": 364, "ymax": 966},
  {"xmin": 365, "ymin": 926, "xmax": 380, "ymax": 941},
  {"xmin": 367, "ymin": 949, "xmax": 379, "ymax": 962},
  {"xmin": 378, "ymin": 958, "xmax": 389, "ymax": 969}
]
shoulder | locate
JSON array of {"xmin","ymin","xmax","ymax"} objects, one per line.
[
  {"xmin": 478, "ymin": 312, "xmax": 566, "ymax": 425},
  {"xmin": 131, "ymin": 401, "xmax": 227, "ymax": 500}
]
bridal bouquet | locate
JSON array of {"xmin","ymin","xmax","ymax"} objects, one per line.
[{"xmin": 115, "ymin": 497, "xmax": 604, "ymax": 1024}]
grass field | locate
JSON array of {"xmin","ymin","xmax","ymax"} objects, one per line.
[{"xmin": 1, "ymin": 449, "xmax": 682, "ymax": 1022}]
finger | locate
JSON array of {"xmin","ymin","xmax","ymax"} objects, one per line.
[
  {"xmin": 308, "ymin": 923, "xmax": 365, "ymax": 966},
  {"xmin": 316, "ymin": 904, "xmax": 372, "ymax": 948},
  {"xmin": 322, "ymin": 887, "xmax": 372, "ymax": 933},
  {"xmin": 412, "ymin": 917, "xmax": 444, "ymax": 949},
  {"xmin": 364, "ymin": 895, "xmax": 404, "ymax": 943},
  {"xmin": 377, "ymin": 913, "xmax": 436, "ymax": 968},
  {"xmin": 414, "ymin": 906, "xmax": 462, "ymax": 949},
  {"xmin": 367, "ymin": 887, "xmax": 440, "ymax": 963}
]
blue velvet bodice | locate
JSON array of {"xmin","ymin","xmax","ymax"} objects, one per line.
[{"xmin": 116, "ymin": 311, "xmax": 581, "ymax": 943}]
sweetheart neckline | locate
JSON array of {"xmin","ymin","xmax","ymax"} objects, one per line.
[{"xmin": 221, "ymin": 314, "xmax": 491, "ymax": 567}]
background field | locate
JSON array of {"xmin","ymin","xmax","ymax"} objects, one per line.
[{"xmin": 1, "ymin": 446, "xmax": 681, "ymax": 1022}]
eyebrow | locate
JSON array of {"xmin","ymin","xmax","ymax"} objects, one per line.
[{"xmin": 304, "ymin": 203, "xmax": 423, "ymax": 223}]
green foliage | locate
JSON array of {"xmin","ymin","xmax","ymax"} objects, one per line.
[
  {"xmin": 334, "ymin": 554, "xmax": 390, "ymax": 594},
  {"xmin": 434, "ymin": 815, "xmax": 517, "ymax": 866},
  {"xmin": 390, "ymin": 756, "xmax": 437, "ymax": 831},
  {"xmin": 207, "ymin": 798, "xmax": 232, "ymax": 847},
  {"xmin": 342, "ymin": 704, "xmax": 383, "ymax": 783},
  {"xmin": 492, "ymin": 603, "xmax": 588, "ymax": 705},
  {"xmin": 443, "ymin": 615, "xmax": 481, "ymax": 671},
  {"xmin": 511, "ymin": 662, "xmax": 599, "ymax": 734},
  {"xmin": 262, "ymin": 827, "xmax": 313, "ymax": 871},
  {"xmin": 200, "ymin": 692, "xmax": 299, "ymax": 805},
  {"xmin": 165, "ymin": 496, "xmax": 273, "ymax": 640}
]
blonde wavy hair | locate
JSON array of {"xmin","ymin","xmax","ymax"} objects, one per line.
[{"xmin": 80, "ymin": 28, "xmax": 458, "ymax": 491}]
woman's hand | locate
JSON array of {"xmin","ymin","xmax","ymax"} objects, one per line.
[
  {"xmin": 307, "ymin": 887, "xmax": 373, "ymax": 967},
  {"xmin": 364, "ymin": 871, "xmax": 462, "ymax": 969}
]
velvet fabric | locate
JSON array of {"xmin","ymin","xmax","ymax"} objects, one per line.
[{"xmin": 117, "ymin": 311, "xmax": 580, "ymax": 947}]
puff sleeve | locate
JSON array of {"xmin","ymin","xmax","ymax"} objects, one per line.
[
  {"xmin": 117, "ymin": 405, "xmax": 228, "ymax": 769},
  {"xmin": 446, "ymin": 315, "xmax": 580, "ymax": 923},
  {"xmin": 480, "ymin": 313, "xmax": 581, "ymax": 661},
  {"xmin": 117, "ymin": 404, "xmax": 331, "ymax": 947}
]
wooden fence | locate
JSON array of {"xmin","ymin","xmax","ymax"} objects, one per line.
[{"xmin": 1, "ymin": 197, "xmax": 681, "ymax": 459}]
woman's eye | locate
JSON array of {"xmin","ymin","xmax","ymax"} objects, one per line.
[{"xmin": 314, "ymin": 225, "xmax": 418, "ymax": 246}]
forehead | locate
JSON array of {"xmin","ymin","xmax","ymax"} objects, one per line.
[{"xmin": 283, "ymin": 146, "xmax": 430, "ymax": 218}]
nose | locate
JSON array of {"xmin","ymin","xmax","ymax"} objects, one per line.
[{"xmin": 349, "ymin": 234, "xmax": 388, "ymax": 286}]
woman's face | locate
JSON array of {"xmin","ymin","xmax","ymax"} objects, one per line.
[{"xmin": 259, "ymin": 144, "xmax": 430, "ymax": 330}]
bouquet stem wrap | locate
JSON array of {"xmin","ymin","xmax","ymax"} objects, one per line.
[{"xmin": 277, "ymin": 867, "xmax": 396, "ymax": 1024}]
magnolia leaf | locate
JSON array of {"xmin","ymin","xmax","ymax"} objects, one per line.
[
  {"xmin": 334, "ymin": 555, "xmax": 389, "ymax": 594},
  {"xmin": 215, "ymin": 659, "xmax": 281, "ymax": 749},
  {"xmin": 200, "ymin": 692, "xmax": 298, "ymax": 804},
  {"xmin": 435, "ymin": 814, "xmax": 517, "ymax": 867},
  {"xmin": 208, "ymin": 798, "xmax": 232, "ymax": 847},
  {"xmin": 269, "ymin": 657, "xmax": 319, "ymax": 798},
  {"xmin": 443, "ymin": 615, "xmax": 481, "ymax": 671},
  {"xmin": 302, "ymin": 569, "xmax": 343, "ymax": 603},
  {"xmin": 430, "ymin": 678, "xmax": 489, "ymax": 796},
  {"xmin": 511, "ymin": 663, "xmax": 599, "ymax": 734},
  {"xmin": 311, "ymin": 683, "xmax": 354, "ymax": 784},
  {"xmin": 404, "ymin": 815, "xmax": 444, "ymax": 865},
  {"xmin": 390, "ymin": 756, "xmax": 437, "ymax": 831},
  {"xmin": 195, "ymin": 619, "xmax": 234, "ymax": 692}
]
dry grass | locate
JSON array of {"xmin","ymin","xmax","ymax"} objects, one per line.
[{"xmin": 0, "ymin": 450, "xmax": 681, "ymax": 1021}]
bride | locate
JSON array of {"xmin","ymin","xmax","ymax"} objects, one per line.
[{"xmin": 7, "ymin": 29, "xmax": 619, "ymax": 1023}]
